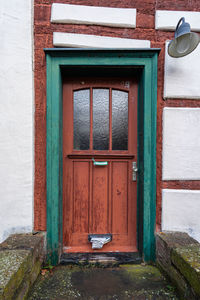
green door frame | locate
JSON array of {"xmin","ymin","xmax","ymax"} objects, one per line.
[{"xmin": 44, "ymin": 48, "xmax": 160, "ymax": 265}]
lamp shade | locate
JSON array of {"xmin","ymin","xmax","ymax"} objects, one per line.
[{"xmin": 168, "ymin": 17, "xmax": 200, "ymax": 58}]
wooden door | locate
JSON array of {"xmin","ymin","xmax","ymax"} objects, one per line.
[{"xmin": 63, "ymin": 77, "xmax": 138, "ymax": 253}]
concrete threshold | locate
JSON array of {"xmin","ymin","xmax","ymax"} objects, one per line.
[
  {"xmin": 27, "ymin": 264, "xmax": 178, "ymax": 299},
  {"xmin": 60, "ymin": 252, "xmax": 142, "ymax": 266}
]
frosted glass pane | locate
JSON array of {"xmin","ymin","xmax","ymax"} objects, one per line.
[
  {"xmin": 112, "ymin": 90, "xmax": 128, "ymax": 150},
  {"xmin": 73, "ymin": 89, "xmax": 90, "ymax": 150},
  {"xmin": 93, "ymin": 89, "xmax": 109, "ymax": 150}
]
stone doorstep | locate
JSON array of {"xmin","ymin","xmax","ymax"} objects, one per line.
[
  {"xmin": 172, "ymin": 245, "xmax": 200, "ymax": 297},
  {"xmin": 157, "ymin": 257, "xmax": 196, "ymax": 299},
  {"xmin": 0, "ymin": 233, "xmax": 46, "ymax": 300},
  {"xmin": 156, "ymin": 231, "xmax": 200, "ymax": 299}
]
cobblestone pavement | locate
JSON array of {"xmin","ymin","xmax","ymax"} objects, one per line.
[{"xmin": 27, "ymin": 264, "xmax": 179, "ymax": 300}]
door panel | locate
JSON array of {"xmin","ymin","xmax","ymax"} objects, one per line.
[
  {"xmin": 73, "ymin": 161, "xmax": 89, "ymax": 234},
  {"xmin": 63, "ymin": 77, "xmax": 138, "ymax": 253},
  {"xmin": 112, "ymin": 161, "xmax": 128, "ymax": 235},
  {"xmin": 92, "ymin": 165, "xmax": 109, "ymax": 233}
]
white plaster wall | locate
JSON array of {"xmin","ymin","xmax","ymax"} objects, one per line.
[
  {"xmin": 155, "ymin": 10, "xmax": 200, "ymax": 32},
  {"xmin": 53, "ymin": 32, "xmax": 150, "ymax": 48},
  {"xmin": 0, "ymin": 0, "xmax": 34, "ymax": 242},
  {"xmin": 162, "ymin": 189, "xmax": 200, "ymax": 242},
  {"xmin": 163, "ymin": 108, "xmax": 200, "ymax": 180},
  {"xmin": 51, "ymin": 3, "xmax": 136, "ymax": 28},
  {"xmin": 164, "ymin": 41, "xmax": 200, "ymax": 99}
]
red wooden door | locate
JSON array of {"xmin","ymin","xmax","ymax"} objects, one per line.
[{"xmin": 63, "ymin": 77, "xmax": 138, "ymax": 253}]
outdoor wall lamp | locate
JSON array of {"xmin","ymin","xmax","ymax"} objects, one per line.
[{"xmin": 168, "ymin": 17, "xmax": 200, "ymax": 58}]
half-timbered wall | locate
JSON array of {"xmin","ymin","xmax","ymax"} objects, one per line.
[
  {"xmin": 34, "ymin": 0, "xmax": 200, "ymax": 242},
  {"xmin": 1, "ymin": 0, "xmax": 200, "ymax": 244}
]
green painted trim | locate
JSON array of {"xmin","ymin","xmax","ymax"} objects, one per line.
[
  {"xmin": 142, "ymin": 57, "xmax": 158, "ymax": 261},
  {"xmin": 45, "ymin": 49, "xmax": 160, "ymax": 265},
  {"xmin": 137, "ymin": 72, "xmax": 144, "ymax": 256},
  {"xmin": 46, "ymin": 55, "xmax": 63, "ymax": 264}
]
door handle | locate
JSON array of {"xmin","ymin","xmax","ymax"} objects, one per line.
[
  {"xmin": 132, "ymin": 162, "xmax": 138, "ymax": 181},
  {"xmin": 92, "ymin": 158, "xmax": 108, "ymax": 166}
]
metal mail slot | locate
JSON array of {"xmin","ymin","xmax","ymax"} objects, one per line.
[{"xmin": 88, "ymin": 234, "xmax": 112, "ymax": 249}]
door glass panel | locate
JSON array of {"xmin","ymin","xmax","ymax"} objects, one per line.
[
  {"xmin": 93, "ymin": 89, "xmax": 109, "ymax": 150},
  {"xmin": 112, "ymin": 90, "xmax": 128, "ymax": 150},
  {"xmin": 73, "ymin": 89, "xmax": 90, "ymax": 150}
]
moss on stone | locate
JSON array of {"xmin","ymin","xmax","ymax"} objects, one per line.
[
  {"xmin": 27, "ymin": 264, "xmax": 178, "ymax": 299},
  {"xmin": 121, "ymin": 264, "xmax": 162, "ymax": 275},
  {"xmin": 5, "ymin": 253, "xmax": 33, "ymax": 300},
  {"xmin": 0, "ymin": 233, "xmax": 45, "ymax": 300},
  {"xmin": 15, "ymin": 259, "xmax": 42, "ymax": 300},
  {"xmin": 0, "ymin": 250, "xmax": 29, "ymax": 287},
  {"xmin": 172, "ymin": 244, "xmax": 200, "ymax": 296}
]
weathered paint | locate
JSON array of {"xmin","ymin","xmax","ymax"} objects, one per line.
[
  {"xmin": 0, "ymin": 0, "xmax": 33, "ymax": 242},
  {"xmin": 46, "ymin": 54, "xmax": 63, "ymax": 264},
  {"xmin": 45, "ymin": 49, "xmax": 159, "ymax": 264},
  {"xmin": 62, "ymin": 77, "xmax": 138, "ymax": 253}
]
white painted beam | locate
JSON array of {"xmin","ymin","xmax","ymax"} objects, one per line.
[
  {"xmin": 164, "ymin": 41, "xmax": 200, "ymax": 99},
  {"xmin": 163, "ymin": 108, "xmax": 200, "ymax": 180},
  {"xmin": 162, "ymin": 189, "xmax": 200, "ymax": 242},
  {"xmin": 156, "ymin": 10, "xmax": 200, "ymax": 32},
  {"xmin": 51, "ymin": 3, "xmax": 136, "ymax": 28},
  {"xmin": 53, "ymin": 32, "xmax": 150, "ymax": 49}
]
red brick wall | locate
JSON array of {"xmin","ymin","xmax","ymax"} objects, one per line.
[{"xmin": 34, "ymin": 0, "xmax": 200, "ymax": 231}]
